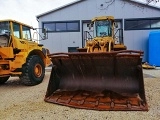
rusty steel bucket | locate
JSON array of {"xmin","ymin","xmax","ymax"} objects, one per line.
[{"xmin": 45, "ymin": 50, "xmax": 148, "ymax": 111}]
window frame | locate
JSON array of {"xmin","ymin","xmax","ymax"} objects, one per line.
[
  {"xmin": 124, "ymin": 17, "xmax": 160, "ymax": 30},
  {"xmin": 42, "ymin": 20, "xmax": 80, "ymax": 32}
]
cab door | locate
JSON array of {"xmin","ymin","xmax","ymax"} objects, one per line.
[
  {"xmin": 12, "ymin": 22, "xmax": 27, "ymax": 50},
  {"xmin": 82, "ymin": 21, "xmax": 93, "ymax": 47},
  {"xmin": 114, "ymin": 20, "xmax": 123, "ymax": 44}
]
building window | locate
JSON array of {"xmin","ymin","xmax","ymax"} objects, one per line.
[
  {"xmin": 56, "ymin": 23, "xmax": 67, "ymax": 31},
  {"xmin": 43, "ymin": 21, "xmax": 80, "ymax": 32},
  {"xmin": 67, "ymin": 22, "xmax": 79, "ymax": 31},
  {"xmin": 125, "ymin": 18, "xmax": 160, "ymax": 30},
  {"xmin": 68, "ymin": 47, "xmax": 79, "ymax": 52},
  {"xmin": 151, "ymin": 19, "xmax": 160, "ymax": 28},
  {"xmin": 43, "ymin": 23, "xmax": 55, "ymax": 31}
]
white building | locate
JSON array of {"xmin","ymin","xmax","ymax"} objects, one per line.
[{"xmin": 36, "ymin": 0, "xmax": 160, "ymax": 62}]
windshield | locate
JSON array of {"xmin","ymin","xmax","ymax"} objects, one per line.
[
  {"xmin": 94, "ymin": 20, "xmax": 112, "ymax": 37},
  {"xmin": 0, "ymin": 21, "xmax": 10, "ymax": 35}
]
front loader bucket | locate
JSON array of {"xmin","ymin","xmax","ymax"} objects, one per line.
[{"xmin": 45, "ymin": 50, "xmax": 148, "ymax": 111}]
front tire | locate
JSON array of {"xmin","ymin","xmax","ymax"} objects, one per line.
[
  {"xmin": 20, "ymin": 55, "xmax": 45, "ymax": 86},
  {"xmin": 0, "ymin": 76, "xmax": 10, "ymax": 84}
]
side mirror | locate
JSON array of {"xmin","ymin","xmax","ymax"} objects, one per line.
[
  {"xmin": 32, "ymin": 28, "xmax": 48, "ymax": 41},
  {"xmin": 114, "ymin": 22, "xmax": 118, "ymax": 28},
  {"xmin": 42, "ymin": 28, "xmax": 48, "ymax": 40},
  {"xmin": 88, "ymin": 23, "xmax": 93, "ymax": 30}
]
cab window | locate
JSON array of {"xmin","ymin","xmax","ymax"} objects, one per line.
[
  {"xmin": 95, "ymin": 20, "xmax": 112, "ymax": 37},
  {"xmin": 22, "ymin": 26, "xmax": 31, "ymax": 40},
  {"xmin": 13, "ymin": 22, "xmax": 20, "ymax": 38}
]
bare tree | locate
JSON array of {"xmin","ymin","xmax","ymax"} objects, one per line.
[{"xmin": 146, "ymin": 0, "xmax": 159, "ymax": 5}]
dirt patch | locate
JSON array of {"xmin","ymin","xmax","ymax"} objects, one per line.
[{"xmin": 0, "ymin": 70, "xmax": 160, "ymax": 120}]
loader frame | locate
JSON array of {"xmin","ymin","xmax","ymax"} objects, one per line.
[{"xmin": 0, "ymin": 19, "xmax": 51, "ymax": 85}]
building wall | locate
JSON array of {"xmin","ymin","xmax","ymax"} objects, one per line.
[{"xmin": 38, "ymin": 0, "xmax": 160, "ymax": 61}]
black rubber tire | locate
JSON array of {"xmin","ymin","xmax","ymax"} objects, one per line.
[
  {"xmin": 20, "ymin": 55, "xmax": 45, "ymax": 86},
  {"xmin": 0, "ymin": 76, "xmax": 10, "ymax": 84}
]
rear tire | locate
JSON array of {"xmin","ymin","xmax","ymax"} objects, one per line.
[
  {"xmin": 0, "ymin": 76, "xmax": 10, "ymax": 84},
  {"xmin": 20, "ymin": 55, "xmax": 45, "ymax": 86}
]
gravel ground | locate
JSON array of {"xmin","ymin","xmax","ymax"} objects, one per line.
[{"xmin": 0, "ymin": 68, "xmax": 160, "ymax": 120}]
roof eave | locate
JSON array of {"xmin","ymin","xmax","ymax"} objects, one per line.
[{"xmin": 36, "ymin": 0, "xmax": 84, "ymax": 19}]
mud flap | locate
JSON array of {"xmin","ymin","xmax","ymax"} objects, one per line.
[{"xmin": 45, "ymin": 50, "xmax": 148, "ymax": 111}]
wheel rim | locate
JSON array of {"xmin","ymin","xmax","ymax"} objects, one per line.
[{"xmin": 34, "ymin": 63, "xmax": 42, "ymax": 77}]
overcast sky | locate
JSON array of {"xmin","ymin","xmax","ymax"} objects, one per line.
[
  {"xmin": 0, "ymin": 0, "xmax": 76, "ymax": 27},
  {"xmin": 0, "ymin": 0, "xmax": 159, "ymax": 28}
]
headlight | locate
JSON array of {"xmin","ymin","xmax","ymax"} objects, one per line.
[{"xmin": 0, "ymin": 36, "xmax": 9, "ymax": 47}]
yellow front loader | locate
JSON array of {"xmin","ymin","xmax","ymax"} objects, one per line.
[
  {"xmin": 45, "ymin": 16, "xmax": 148, "ymax": 111},
  {"xmin": 0, "ymin": 20, "xmax": 51, "ymax": 85}
]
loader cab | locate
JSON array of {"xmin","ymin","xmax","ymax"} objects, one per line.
[
  {"xmin": 92, "ymin": 16, "xmax": 114, "ymax": 38},
  {"xmin": 83, "ymin": 16, "xmax": 116, "ymax": 52},
  {"xmin": 0, "ymin": 20, "xmax": 47, "ymax": 48},
  {"xmin": 80, "ymin": 16, "xmax": 126, "ymax": 52},
  {"xmin": 0, "ymin": 20, "xmax": 33, "ymax": 47},
  {"xmin": 93, "ymin": 19, "xmax": 112, "ymax": 38},
  {"xmin": 91, "ymin": 16, "xmax": 126, "ymax": 51}
]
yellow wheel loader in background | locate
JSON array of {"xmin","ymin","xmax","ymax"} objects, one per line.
[
  {"xmin": 0, "ymin": 20, "xmax": 51, "ymax": 86},
  {"xmin": 45, "ymin": 16, "xmax": 148, "ymax": 111}
]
